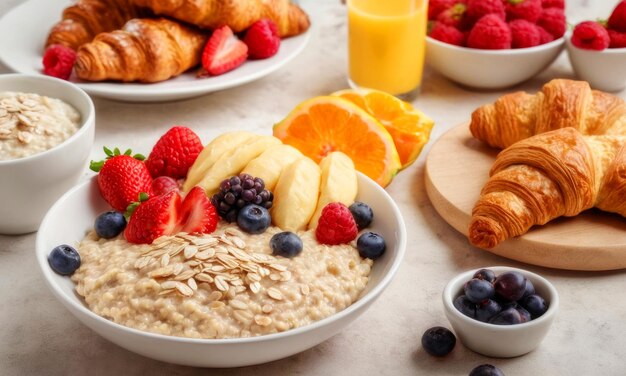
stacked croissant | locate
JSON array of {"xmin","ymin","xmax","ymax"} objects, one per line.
[
  {"xmin": 467, "ymin": 79, "xmax": 626, "ymax": 249},
  {"xmin": 45, "ymin": 0, "xmax": 310, "ymax": 83}
]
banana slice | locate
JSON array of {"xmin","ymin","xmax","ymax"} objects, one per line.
[
  {"xmin": 271, "ymin": 157, "xmax": 321, "ymax": 232},
  {"xmin": 308, "ymin": 151, "xmax": 358, "ymax": 229},
  {"xmin": 241, "ymin": 144, "xmax": 303, "ymax": 191},
  {"xmin": 184, "ymin": 131, "xmax": 256, "ymax": 192},
  {"xmin": 196, "ymin": 135, "xmax": 282, "ymax": 195}
]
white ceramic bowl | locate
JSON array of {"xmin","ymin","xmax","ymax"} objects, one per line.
[
  {"xmin": 566, "ymin": 38, "xmax": 626, "ymax": 92},
  {"xmin": 0, "ymin": 73, "xmax": 95, "ymax": 234},
  {"xmin": 442, "ymin": 266, "xmax": 559, "ymax": 358},
  {"xmin": 35, "ymin": 173, "xmax": 407, "ymax": 367},
  {"xmin": 426, "ymin": 36, "xmax": 565, "ymax": 89}
]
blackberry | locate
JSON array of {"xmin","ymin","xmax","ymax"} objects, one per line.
[{"xmin": 211, "ymin": 173, "xmax": 273, "ymax": 222}]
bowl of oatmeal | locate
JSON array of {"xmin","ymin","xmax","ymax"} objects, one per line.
[
  {"xmin": 36, "ymin": 172, "xmax": 406, "ymax": 367},
  {"xmin": 0, "ymin": 73, "xmax": 94, "ymax": 234}
]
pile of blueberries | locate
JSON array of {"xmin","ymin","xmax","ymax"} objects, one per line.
[{"xmin": 454, "ymin": 268, "xmax": 549, "ymax": 325}]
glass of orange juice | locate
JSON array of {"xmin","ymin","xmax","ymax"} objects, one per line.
[{"xmin": 347, "ymin": 0, "xmax": 427, "ymax": 100}]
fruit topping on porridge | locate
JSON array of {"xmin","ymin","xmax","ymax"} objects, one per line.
[
  {"xmin": 0, "ymin": 92, "xmax": 80, "ymax": 161},
  {"xmin": 49, "ymin": 126, "xmax": 388, "ymax": 338}
]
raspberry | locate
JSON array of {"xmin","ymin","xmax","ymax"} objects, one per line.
[
  {"xmin": 466, "ymin": 0, "xmax": 506, "ymax": 24},
  {"xmin": 505, "ymin": 0, "xmax": 542, "ymax": 23},
  {"xmin": 42, "ymin": 44, "xmax": 76, "ymax": 80},
  {"xmin": 243, "ymin": 19, "xmax": 281, "ymax": 59},
  {"xmin": 608, "ymin": 0, "xmax": 626, "ymax": 32},
  {"xmin": 430, "ymin": 22, "xmax": 465, "ymax": 46},
  {"xmin": 145, "ymin": 126, "xmax": 203, "ymax": 179},
  {"xmin": 541, "ymin": 0, "xmax": 564, "ymax": 8},
  {"xmin": 609, "ymin": 29, "xmax": 626, "ymax": 48},
  {"xmin": 571, "ymin": 21, "xmax": 610, "ymax": 51},
  {"xmin": 467, "ymin": 14, "xmax": 512, "ymax": 49},
  {"xmin": 315, "ymin": 203, "xmax": 358, "ymax": 245},
  {"xmin": 509, "ymin": 19, "xmax": 541, "ymax": 48},
  {"xmin": 537, "ymin": 7, "xmax": 566, "ymax": 39},
  {"xmin": 436, "ymin": 3, "xmax": 468, "ymax": 30},
  {"xmin": 429, "ymin": 0, "xmax": 458, "ymax": 20},
  {"xmin": 537, "ymin": 25, "xmax": 555, "ymax": 44},
  {"xmin": 211, "ymin": 174, "xmax": 273, "ymax": 222}
]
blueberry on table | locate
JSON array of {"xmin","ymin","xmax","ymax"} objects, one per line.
[
  {"xmin": 488, "ymin": 307, "xmax": 523, "ymax": 325},
  {"xmin": 356, "ymin": 232, "xmax": 386, "ymax": 260},
  {"xmin": 521, "ymin": 294, "xmax": 548, "ymax": 319},
  {"xmin": 270, "ymin": 232, "xmax": 303, "ymax": 258},
  {"xmin": 48, "ymin": 244, "xmax": 81, "ymax": 275},
  {"xmin": 473, "ymin": 268, "xmax": 496, "ymax": 283},
  {"xmin": 494, "ymin": 272, "xmax": 527, "ymax": 302},
  {"xmin": 236, "ymin": 204, "xmax": 271, "ymax": 234},
  {"xmin": 469, "ymin": 364, "xmax": 505, "ymax": 376},
  {"xmin": 464, "ymin": 278, "xmax": 495, "ymax": 303},
  {"xmin": 94, "ymin": 211, "xmax": 127, "ymax": 239},
  {"xmin": 421, "ymin": 326, "xmax": 456, "ymax": 357},
  {"xmin": 454, "ymin": 295, "xmax": 477, "ymax": 319},
  {"xmin": 475, "ymin": 299, "xmax": 501, "ymax": 323},
  {"xmin": 349, "ymin": 201, "xmax": 373, "ymax": 230}
]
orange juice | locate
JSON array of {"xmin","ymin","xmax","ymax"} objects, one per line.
[{"xmin": 348, "ymin": 0, "xmax": 427, "ymax": 97}]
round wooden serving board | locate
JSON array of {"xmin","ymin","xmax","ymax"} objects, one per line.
[{"xmin": 425, "ymin": 123, "xmax": 626, "ymax": 271}]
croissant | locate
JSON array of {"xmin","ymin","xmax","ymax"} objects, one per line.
[
  {"xmin": 469, "ymin": 127, "xmax": 626, "ymax": 249},
  {"xmin": 45, "ymin": 0, "xmax": 148, "ymax": 51},
  {"xmin": 470, "ymin": 79, "xmax": 626, "ymax": 149},
  {"xmin": 75, "ymin": 18, "xmax": 208, "ymax": 83},
  {"xmin": 130, "ymin": 0, "xmax": 310, "ymax": 37}
]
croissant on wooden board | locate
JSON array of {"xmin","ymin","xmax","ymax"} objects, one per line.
[
  {"xmin": 130, "ymin": 0, "xmax": 310, "ymax": 37},
  {"xmin": 470, "ymin": 79, "xmax": 626, "ymax": 149},
  {"xmin": 75, "ymin": 18, "xmax": 208, "ymax": 83},
  {"xmin": 45, "ymin": 0, "xmax": 149, "ymax": 51},
  {"xmin": 469, "ymin": 127, "xmax": 626, "ymax": 249}
]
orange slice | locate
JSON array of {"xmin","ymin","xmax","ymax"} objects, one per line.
[
  {"xmin": 273, "ymin": 96, "xmax": 401, "ymax": 187},
  {"xmin": 333, "ymin": 89, "xmax": 434, "ymax": 169}
]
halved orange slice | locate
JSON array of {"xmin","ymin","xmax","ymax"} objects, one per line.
[
  {"xmin": 333, "ymin": 89, "xmax": 434, "ymax": 169},
  {"xmin": 273, "ymin": 96, "xmax": 401, "ymax": 187}
]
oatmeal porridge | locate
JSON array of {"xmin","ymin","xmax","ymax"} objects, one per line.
[
  {"xmin": 0, "ymin": 92, "xmax": 80, "ymax": 161},
  {"xmin": 72, "ymin": 224, "xmax": 372, "ymax": 339}
]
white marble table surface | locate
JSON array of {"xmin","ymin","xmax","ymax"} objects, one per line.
[{"xmin": 1, "ymin": 0, "xmax": 625, "ymax": 375}]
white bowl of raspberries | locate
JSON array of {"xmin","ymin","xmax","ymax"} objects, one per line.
[
  {"xmin": 566, "ymin": 1, "xmax": 626, "ymax": 92},
  {"xmin": 426, "ymin": 0, "xmax": 566, "ymax": 89}
]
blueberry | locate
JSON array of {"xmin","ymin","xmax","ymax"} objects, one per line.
[
  {"xmin": 237, "ymin": 204, "xmax": 271, "ymax": 234},
  {"xmin": 349, "ymin": 201, "xmax": 373, "ymax": 230},
  {"xmin": 494, "ymin": 272, "xmax": 527, "ymax": 302},
  {"xmin": 453, "ymin": 295, "xmax": 477, "ymax": 319},
  {"xmin": 48, "ymin": 244, "xmax": 81, "ymax": 275},
  {"xmin": 421, "ymin": 326, "xmax": 456, "ymax": 357},
  {"xmin": 270, "ymin": 232, "xmax": 303, "ymax": 258},
  {"xmin": 469, "ymin": 364, "xmax": 505, "ymax": 376},
  {"xmin": 475, "ymin": 299, "xmax": 501, "ymax": 322},
  {"xmin": 521, "ymin": 294, "xmax": 548, "ymax": 319},
  {"xmin": 464, "ymin": 278, "xmax": 495, "ymax": 303},
  {"xmin": 473, "ymin": 268, "xmax": 496, "ymax": 283},
  {"xmin": 522, "ymin": 279, "xmax": 535, "ymax": 298},
  {"xmin": 94, "ymin": 211, "xmax": 127, "ymax": 239},
  {"xmin": 356, "ymin": 232, "xmax": 386, "ymax": 260},
  {"xmin": 488, "ymin": 307, "xmax": 523, "ymax": 325}
]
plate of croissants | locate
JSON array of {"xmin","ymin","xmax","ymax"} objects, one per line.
[
  {"xmin": 0, "ymin": 0, "xmax": 312, "ymax": 102},
  {"xmin": 426, "ymin": 79, "xmax": 626, "ymax": 271}
]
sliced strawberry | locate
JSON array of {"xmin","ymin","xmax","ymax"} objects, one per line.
[
  {"xmin": 152, "ymin": 176, "xmax": 180, "ymax": 196},
  {"xmin": 179, "ymin": 187, "xmax": 219, "ymax": 234},
  {"xmin": 243, "ymin": 19, "xmax": 281, "ymax": 59},
  {"xmin": 124, "ymin": 191, "xmax": 181, "ymax": 244},
  {"xmin": 201, "ymin": 26, "xmax": 248, "ymax": 76},
  {"xmin": 145, "ymin": 126, "xmax": 203, "ymax": 179}
]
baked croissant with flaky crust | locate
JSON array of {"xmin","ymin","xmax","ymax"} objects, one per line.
[
  {"xmin": 75, "ymin": 18, "xmax": 208, "ymax": 83},
  {"xmin": 130, "ymin": 0, "xmax": 310, "ymax": 37},
  {"xmin": 45, "ymin": 0, "xmax": 149, "ymax": 51},
  {"xmin": 469, "ymin": 127, "xmax": 626, "ymax": 249},
  {"xmin": 470, "ymin": 79, "xmax": 626, "ymax": 149}
]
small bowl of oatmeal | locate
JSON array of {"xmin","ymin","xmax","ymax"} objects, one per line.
[
  {"xmin": 36, "ymin": 172, "xmax": 406, "ymax": 367},
  {"xmin": 0, "ymin": 74, "xmax": 94, "ymax": 234}
]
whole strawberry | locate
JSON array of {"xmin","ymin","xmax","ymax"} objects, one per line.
[
  {"xmin": 537, "ymin": 7, "xmax": 566, "ymax": 39},
  {"xmin": 505, "ymin": 0, "xmax": 542, "ymax": 23},
  {"xmin": 145, "ymin": 126, "xmax": 203, "ymax": 179},
  {"xmin": 467, "ymin": 14, "xmax": 512, "ymax": 49},
  {"xmin": 315, "ymin": 202, "xmax": 358, "ymax": 245},
  {"xmin": 609, "ymin": 0, "xmax": 626, "ymax": 32},
  {"xmin": 90, "ymin": 147, "xmax": 152, "ymax": 212},
  {"xmin": 571, "ymin": 21, "xmax": 610, "ymax": 51},
  {"xmin": 466, "ymin": 0, "xmax": 506, "ymax": 23},
  {"xmin": 244, "ymin": 19, "xmax": 281, "ymax": 59},
  {"xmin": 124, "ymin": 191, "xmax": 181, "ymax": 244}
]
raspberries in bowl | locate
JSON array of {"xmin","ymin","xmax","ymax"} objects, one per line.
[
  {"xmin": 565, "ymin": 1, "xmax": 626, "ymax": 92},
  {"xmin": 426, "ymin": 0, "xmax": 566, "ymax": 89}
]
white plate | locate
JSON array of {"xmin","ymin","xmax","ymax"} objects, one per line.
[
  {"xmin": 36, "ymin": 173, "xmax": 406, "ymax": 367},
  {"xmin": 0, "ymin": 0, "xmax": 311, "ymax": 102}
]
